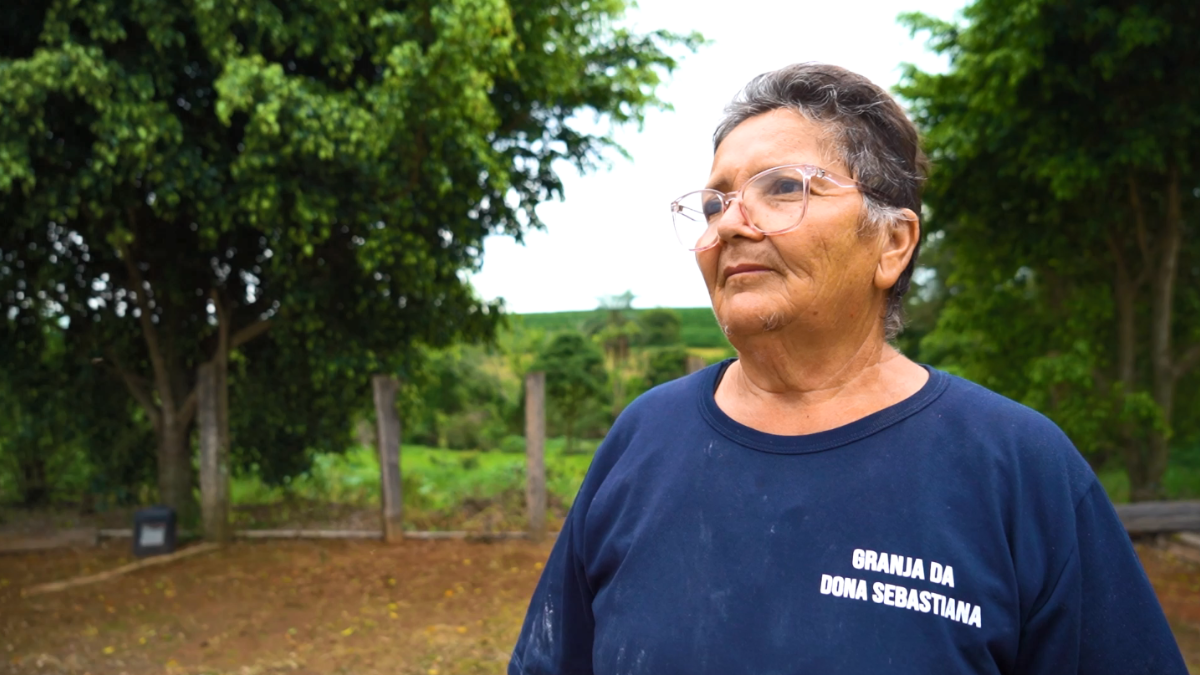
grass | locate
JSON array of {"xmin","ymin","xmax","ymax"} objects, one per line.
[
  {"xmin": 1096, "ymin": 465, "xmax": 1200, "ymax": 504},
  {"xmin": 228, "ymin": 438, "xmax": 600, "ymax": 531}
]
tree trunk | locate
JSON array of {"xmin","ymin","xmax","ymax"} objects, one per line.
[
  {"xmin": 1110, "ymin": 232, "xmax": 1147, "ymax": 496},
  {"xmin": 156, "ymin": 412, "xmax": 194, "ymax": 520},
  {"xmin": 1134, "ymin": 168, "xmax": 1184, "ymax": 501},
  {"xmin": 18, "ymin": 452, "xmax": 50, "ymax": 507},
  {"xmin": 198, "ymin": 362, "xmax": 231, "ymax": 542},
  {"xmin": 372, "ymin": 375, "xmax": 403, "ymax": 543},
  {"xmin": 213, "ymin": 295, "xmax": 232, "ymax": 477}
]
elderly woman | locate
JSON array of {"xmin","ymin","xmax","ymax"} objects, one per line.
[{"xmin": 509, "ymin": 64, "xmax": 1185, "ymax": 674}]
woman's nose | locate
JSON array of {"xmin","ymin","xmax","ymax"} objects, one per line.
[{"xmin": 715, "ymin": 198, "xmax": 765, "ymax": 244}]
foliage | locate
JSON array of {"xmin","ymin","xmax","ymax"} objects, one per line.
[
  {"xmin": 644, "ymin": 344, "xmax": 690, "ymax": 388},
  {"xmin": 636, "ymin": 308, "xmax": 682, "ymax": 347},
  {"xmin": 0, "ymin": 317, "xmax": 155, "ymax": 507},
  {"xmin": 0, "ymin": 0, "xmax": 696, "ymax": 512},
  {"xmin": 227, "ymin": 442, "xmax": 596, "ymax": 529},
  {"xmin": 892, "ymin": 232, "xmax": 951, "ymax": 363},
  {"xmin": 224, "ymin": 332, "xmax": 363, "ymax": 485},
  {"xmin": 587, "ymin": 291, "xmax": 639, "ymax": 417},
  {"xmin": 532, "ymin": 331, "xmax": 608, "ymax": 452},
  {"xmin": 899, "ymin": 0, "xmax": 1200, "ymax": 498},
  {"xmin": 400, "ymin": 343, "xmax": 516, "ymax": 452},
  {"xmin": 0, "ymin": 321, "xmax": 78, "ymax": 505}
]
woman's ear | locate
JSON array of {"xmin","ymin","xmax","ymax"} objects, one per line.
[{"xmin": 874, "ymin": 208, "xmax": 920, "ymax": 290}]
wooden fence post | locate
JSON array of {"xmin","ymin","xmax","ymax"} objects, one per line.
[
  {"xmin": 686, "ymin": 355, "xmax": 706, "ymax": 374},
  {"xmin": 525, "ymin": 371, "xmax": 547, "ymax": 542},
  {"xmin": 373, "ymin": 375, "xmax": 404, "ymax": 543},
  {"xmin": 198, "ymin": 362, "xmax": 231, "ymax": 543}
]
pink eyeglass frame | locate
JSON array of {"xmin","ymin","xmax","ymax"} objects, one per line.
[{"xmin": 669, "ymin": 163, "xmax": 885, "ymax": 252}]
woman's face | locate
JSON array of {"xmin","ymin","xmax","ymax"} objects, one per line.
[{"xmin": 698, "ymin": 109, "xmax": 890, "ymax": 342}]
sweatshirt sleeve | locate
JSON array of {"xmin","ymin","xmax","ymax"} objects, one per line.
[
  {"xmin": 508, "ymin": 498, "xmax": 596, "ymax": 675},
  {"xmin": 1014, "ymin": 482, "xmax": 1188, "ymax": 674}
]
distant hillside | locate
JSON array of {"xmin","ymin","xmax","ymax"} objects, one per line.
[{"xmin": 513, "ymin": 307, "xmax": 730, "ymax": 349}]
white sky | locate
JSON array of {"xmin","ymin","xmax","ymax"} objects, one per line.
[{"xmin": 471, "ymin": 0, "xmax": 969, "ymax": 313}]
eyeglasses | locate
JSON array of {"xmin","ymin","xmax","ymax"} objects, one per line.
[{"xmin": 668, "ymin": 164, "xmax": 877, "ymax": 252}]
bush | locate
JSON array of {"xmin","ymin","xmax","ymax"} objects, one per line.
[
  {"xmin": 636, "ymin": 308, "xmax": 682, "ymax": 347},
  {"xmin": 645, "ymin": 345, "xmax": 689, "ymax": 387},
  {"xmin": 499, "ymin": 434, "xmax": 526, "ymax": 454}
]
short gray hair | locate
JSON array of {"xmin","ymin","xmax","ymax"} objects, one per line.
[{"xmin": 714, "ymin": 63, "xmax": 928, "ymax": 341}]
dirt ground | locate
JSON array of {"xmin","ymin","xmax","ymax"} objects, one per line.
[
  {"xmin": 2, "ymin": 539, "xmax": 1199, "ymax": 674},
  {"xmin": 1, "ymin": 538, "xmax": 553, "ymax": 675}
]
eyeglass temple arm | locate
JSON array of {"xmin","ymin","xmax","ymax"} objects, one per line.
[{"xmin": 819, "ymin": 169, "xmax": 896, "ymax": 205}]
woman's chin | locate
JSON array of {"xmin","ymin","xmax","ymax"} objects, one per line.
[{"xmin": 714, "ymin": 301, "xmax": 794, "ymax": 338}]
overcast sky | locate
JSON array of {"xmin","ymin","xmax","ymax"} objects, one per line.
[{"xmin": 470, "ymin": 0, "xmax": 969, "ymax": 313}]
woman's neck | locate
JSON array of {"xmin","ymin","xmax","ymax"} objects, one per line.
[{"xmin": 715, "ymin": 326, "xmax": 928, "ymax": 436}]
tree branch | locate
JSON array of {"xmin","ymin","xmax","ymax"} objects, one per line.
[
  {"xmin": 231, "ymin": 318, "xmax": 272, "ymax": 348},
  {"xmin": 117, "ymin": 212, "xmax": 177, "ymax": 414},
  {"xmin": 179, "ymin": 388, "xmax": 198, "ymax": 427},
  {"xmin": 102, "ymin": 349, "xmax": 162, "ymax": 431}
]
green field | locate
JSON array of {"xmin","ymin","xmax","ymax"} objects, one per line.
[{"xmin": 515, "ymin": 306, "xmax": 730, "ymax": 349}]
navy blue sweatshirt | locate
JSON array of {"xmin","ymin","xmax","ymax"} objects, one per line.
[{"xmin": 510, "ymin": 362, "xmax": 1186, "ymax": 674}]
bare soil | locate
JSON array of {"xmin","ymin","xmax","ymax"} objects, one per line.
[
  {"xmin": 2, "ymin": 538, "xmax": 553, "ymax": 675},
  {"xmin": 2, "ymin": 540, "xmax": 1198, "ymax": 674}
]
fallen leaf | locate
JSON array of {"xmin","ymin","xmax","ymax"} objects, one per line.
[{"xmin": 102, "ymin": 647, "xmax": 114, "ymax": 656}]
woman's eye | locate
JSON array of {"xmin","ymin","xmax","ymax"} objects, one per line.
[
  {"xmin": 765, "ymin": 178, "xmax": 805, "ymax": 196},
  {"xmin": 702, "ymin": 198, "xmax": 724, "ymax": 219}
]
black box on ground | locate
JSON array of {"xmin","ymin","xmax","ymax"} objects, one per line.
[{"xmin": 132, "ymin": 506, "xmax": 177, "ymax": 558}]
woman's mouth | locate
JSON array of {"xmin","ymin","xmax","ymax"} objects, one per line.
[{"xmin": 724, "ymin": 263, "xmax": 773, "ymax": 279}]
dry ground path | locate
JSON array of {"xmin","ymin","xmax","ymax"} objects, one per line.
[{"xmin": 2, "ymin": 539, "xmax": 1198, "ymax": 674}]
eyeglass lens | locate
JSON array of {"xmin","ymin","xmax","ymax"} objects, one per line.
[{"xmin": 671, "ymin": 166, "xmax": 821, "ymax": 251}]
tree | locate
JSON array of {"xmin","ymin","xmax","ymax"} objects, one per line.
[
  {"xmin": 589, "ymin": 291, "xmax": 640, "ymax": 417},
  {"xmin": 533, "ymin": 331, "xmax": 607, "ymax": 453},
  {"xmin": 0, "ymin": 0, "xmax": 696, "ymax": 514},
  {"xmin": 899, "ymin": 0, "xmax": 1200, "ymax": 499},
  {"xmin": 637, "ymin": 308, "xmax": 682, "ymax": 347},
  {"xmin": 400, "ymin": 343, "xmax": 513, "ymax": 450},
  {"xmin": 644, "ymin": 344, "xmax": 689, "ymax": 388}
]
